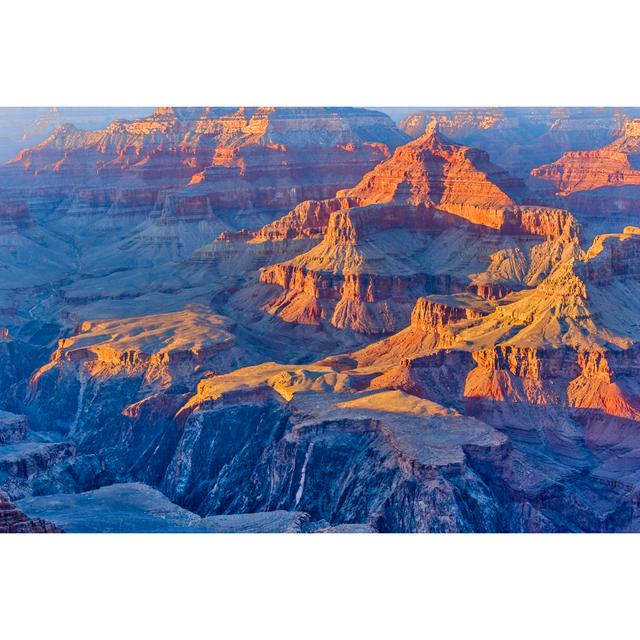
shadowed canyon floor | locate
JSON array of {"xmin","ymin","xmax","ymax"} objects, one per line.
[{"xmin": 2, "ymin": 106, "xmax": 640, "ymax": 532}]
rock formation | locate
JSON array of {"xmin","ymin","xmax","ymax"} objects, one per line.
[
  {"xmin": 0, "ymin": 490, "xmax": 60, "ymax": 532},
  {"xmin": 27, "ymin": 305, "xmax": 251, "ymax": 435},
  {"xmin": 0, "ymin": 411, "xmax": 28, "ymax": 443},
  {"xmin": 531, "ymin": 120, "xmax": 640, "ymax": 195},
  {"xmin": 257, "ymin": 124, "xmax": 579, "ymax": 334},
  {"xmin": 530, "ymin": 120, "xmax": 640, "ymax": 218}
]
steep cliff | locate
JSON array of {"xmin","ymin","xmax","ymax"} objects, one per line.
[
  {"xmin": 27, "ymin": 305, "xmax": 250, "ymax": 434},
  {"xmin": 529, "ymin": 120, "xmax": 640, "ymax": 218}
]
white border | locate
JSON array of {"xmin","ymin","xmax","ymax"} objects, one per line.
[
  {"xmin": 3, "ymin": 0, "xmax": 640, "ymax": 106},
  {"xmin": 1, "ymin": 534, "xmax": 638, "ymax": 639}
]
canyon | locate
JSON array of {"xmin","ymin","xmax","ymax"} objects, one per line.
[{"xmin": 2, "ymin": 106, "xmax": 640, "ymax": 532}]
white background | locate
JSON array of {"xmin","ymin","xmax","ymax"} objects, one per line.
[{"xmin": 2, "ymin": 1, "xmax": 640, "ymax": 638}]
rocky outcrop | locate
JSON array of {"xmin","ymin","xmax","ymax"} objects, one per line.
[
  {"xmin": 253, "ymin": 123, "xmax": 583, "ymax": 335},
  {"xmin": 505, "ymin": 206, "xmax": 579, "ymax": 240},
  {"xmin": 59, "ymin": 363, "xmax": 519, "ymax": 532},
  {"xmin": 260, "ymin": 245, "xmax": 470, "ymax": 334},
  {"xmin": 0, "ymin": 442, "xmax": 77, "ymax": 496},
  {"xmin": 368, "ymin": 349, "xmax": 473, "ymax": 402},
  {"xmin": 0, "ymin": 411, "xmax": 28, "ymax": 444},
  {"xmin": 26, "ymin": 306, "xmax": 250, "ymax": 434},
  {"xmin": 345, "ymin": 295, "xmax": 490, "ymax": 367},
  {"xmin": 461, "ymin": 233, "xmax": 640, "ymax": 349},
  {"xmin": 15, "ymin": 308, "xmax": 640, "ymax": 533},
  {"xmin": 261, "ymin": 265, "xmax": 455, "ymax": 333},
  {"xmin": 37, "ymin": 351, "xmax": 640, "ymax": 532},
  {"xmin": 16, "ymin": 483, "xmax": 309, "ymax": 533},
  {"xmin": 529, "ymin": 119, "xmax": 640, "ymax": 217},
  {"xmin": 0, "ymin": 490, "xmax": 60, "ymax": 533},
  {"xmin": 410, "ymin": 296, "xmax": 486, "ymax": 332},
  {"xmin": 185, "ymin": 143, "xmax": 393, "ymax": 215},
  {"xmin": 258, "ymin": 203, "xmax": 463, "ymax": 332},
  {"xmin": 400, "ymin": 109, "xmax": 512, "ymax": 139},
  {"xmin": 251, "ymin": 196, "xmax": 363, "ymax": 242},
  {"xmin": 568, "ymin": 348, "xmax": 640, "ymax": 422},
  {"xmin": 583, "ymin": 226, "xmax": 640, "ymax": 282},
  {"xmin": 532, "ymin": 149, "xmax": 640, "ymax": 196},
  {"xmin": 258, "ymin": 201, "xmax": 577, "ymax": 333}
]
